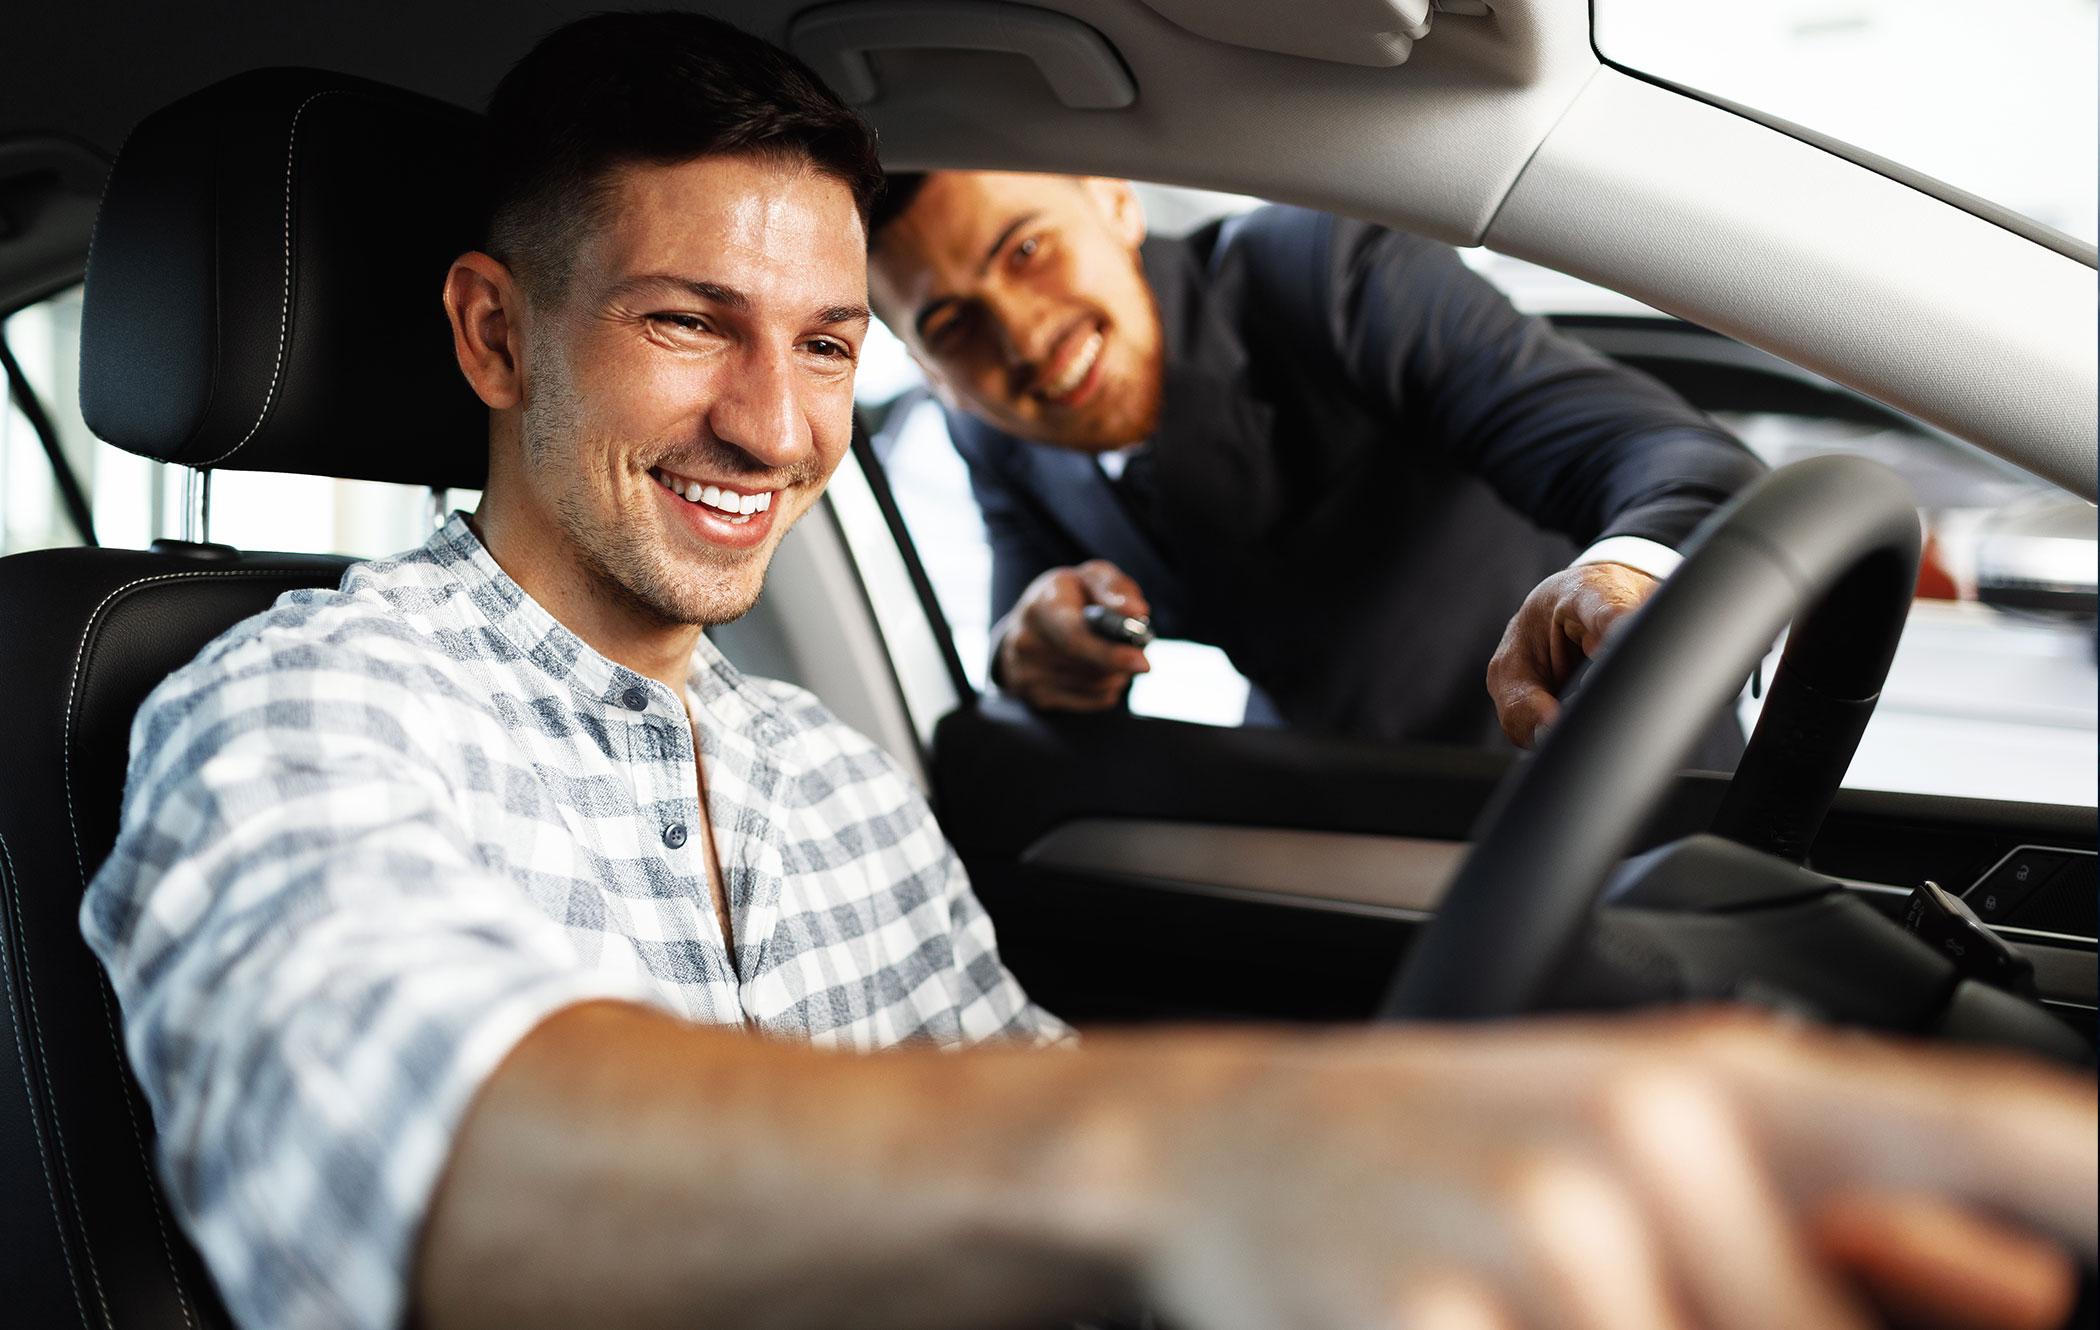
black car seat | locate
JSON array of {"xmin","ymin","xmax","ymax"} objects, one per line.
[{"xmin": 0, "ymin": 69, "xmax": 488, "ymax": 1327}]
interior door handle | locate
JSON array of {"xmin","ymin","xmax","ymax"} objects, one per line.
[{"xmin": 788, "ymin": 1, "xmax": 1137, "ymax": 109}]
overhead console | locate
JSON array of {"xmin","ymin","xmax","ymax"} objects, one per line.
[
  {"xmin": 1137, "ymin": 0, "xmax": 1491, "ymax": 67},
  {"xmin": 789, "ymin": 1, "xmax": 1136, "ymax": 108}
]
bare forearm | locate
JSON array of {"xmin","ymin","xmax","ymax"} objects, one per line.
[
  {"xmin": 413, "ymin": 1006, "xmax": 2098, "ymax": 1330},
  {"xmin": 412, "ymin": 1002, "xmax": 1248, "ymax": 1330}
]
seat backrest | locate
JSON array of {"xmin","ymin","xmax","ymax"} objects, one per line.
[
  {"xmin": 0, "ymin": 68, "xmax": 487, "ymax": 1325},
  {"xmin": 0, "ymin": 545, "xmax": 351, "ymax": 1328}
]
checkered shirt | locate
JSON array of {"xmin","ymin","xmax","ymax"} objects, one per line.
[{"xmin": 82, "ymin": 513, "xmax": 1066, "ymax": 1330}]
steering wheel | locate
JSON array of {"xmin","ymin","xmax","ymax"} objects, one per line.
[{"xmin": 1382, "ymin": 455, "xmax": 2082, "ymax": 1060}]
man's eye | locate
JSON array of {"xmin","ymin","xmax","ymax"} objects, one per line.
[
  {"xmin": 649, "ymin": 313, "xmax": 709, "ymax": 333},
  {"xmin": 804, "ymin": 339, "xmax": 853, "ymax": 360},
  {"xmin": 1014, "ymin": 236, "xmax": 1042, "ymax": 264}
]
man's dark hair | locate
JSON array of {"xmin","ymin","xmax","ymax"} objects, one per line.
[
  {"xmin": 484, "ymin": 10, "xmax": 883, "ymax": 301},
  {"xmin": 868, "ymin": 171, "xmax": 929, "ymax": 241}
]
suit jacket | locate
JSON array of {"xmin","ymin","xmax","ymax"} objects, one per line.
[{"xmin": 946, "ymin": 206, "xmax": 1766, "ymax": 748}]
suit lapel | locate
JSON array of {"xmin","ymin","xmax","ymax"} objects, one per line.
[{"xmin": 1007, "ymin": 442, "xmax": 1191, "ymax": 634}]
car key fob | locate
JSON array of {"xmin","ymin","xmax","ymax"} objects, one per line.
[{"xmin": 1083, "ymin": 604, "xmax": 1154, "ymax": 649}]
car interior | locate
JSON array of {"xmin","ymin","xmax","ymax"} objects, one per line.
[{"xmin": 0, "ymin": 1, "xmax": 2093, "ymax": 1326}]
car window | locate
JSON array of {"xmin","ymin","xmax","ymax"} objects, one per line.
[
  {"xmin": 1591, "ymin": 0, "xmax": 2098, "ymax": 247},
  {"xmin": 3, "ymin": 285, "xmax": 111, "ymax": 553},
  {"xmin": 858, "ymin": 183, "xmax": 2097, "ymax": 807},
  {"xmin": 2, "ymin": 284, "xmax": 478, "ymax": 559}
]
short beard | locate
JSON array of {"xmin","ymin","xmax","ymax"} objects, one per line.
[
  {"xmin": 1115, "ymin": 272, "xmax": 1167, "ymax": 443},
  {"xmin": 520, "ymin": 332, "xmax": 769, "ymax": 629},
  {"xmin": 1072, "ymin": 275, "xmax": 1165, "ymax": 450}
]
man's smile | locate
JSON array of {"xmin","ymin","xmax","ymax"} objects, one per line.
[
  {"xmin": 1034, "ymin": 318, "xmax": 1107, "ymax": 409},
  {"xmin": 650, "ymin": 464, "xmax": 780, "ymax": 549}
]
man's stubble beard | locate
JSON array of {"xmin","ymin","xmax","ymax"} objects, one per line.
[
  {"xmin": 1076, "ymin": 268, "xmax": 1165, "ymax": 450},
  {"xmin": 522, "ymin": 336, "xmax": 770, "ymax": 630}
]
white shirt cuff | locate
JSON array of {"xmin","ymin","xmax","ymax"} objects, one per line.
[{"xmin": 1574, "ymin": 535, "xmax": 1683, "ymax": 582}]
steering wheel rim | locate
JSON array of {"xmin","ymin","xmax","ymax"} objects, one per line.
[{"xmin": 1383, "ymin": 455, "xmax": 1921, "ymax": 1021}]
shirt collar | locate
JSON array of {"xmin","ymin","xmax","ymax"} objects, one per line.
[{"xmin": 423, "ymin": 513, "xmax": 788, "ymax": 740}]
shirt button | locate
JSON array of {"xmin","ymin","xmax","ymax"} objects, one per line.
[
  {"xmin": 621, "ymin": 686, "xmax": 648, "ymax": 711},
  {"xmin": 662, "ymin": 823, "xmax": 688, "ymax": 849}
]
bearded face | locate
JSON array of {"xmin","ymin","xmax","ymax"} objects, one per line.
[{"xmin": 870, "ymin": 173, "xmax": 1166, "ymax": 454}]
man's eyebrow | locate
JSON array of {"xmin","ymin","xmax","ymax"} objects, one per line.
[
  {"xmin": 977, "ymin": 211, "xmax": 1040, "ymax": 277},
  {"xmin": 608, "ymin": 274, "xmax": 752, "ymax": 312},
  {"xmin": 911, "ymin": 211, "xmax": 1042, "ymax": 341},
  {"xmin": 611, "ymin": 276, "xmax": 868, "ymax": 327}
]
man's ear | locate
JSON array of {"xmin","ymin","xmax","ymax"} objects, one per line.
[
  {"xmin": 443, "ymin": 252, "xmax": 527, "ymax": 411},
  {"xmin": 1078, "ymin": 177, "xmax": 1147, "ymax": 252}
]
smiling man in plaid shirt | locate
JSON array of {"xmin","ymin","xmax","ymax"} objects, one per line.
[{"xmin": 82, "ymin": 12, "xmax": 2098, "ymax": 1330}]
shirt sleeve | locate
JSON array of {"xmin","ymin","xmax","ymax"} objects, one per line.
[
  {"xmin": 943, "ymin": 843, "xmax": 1074, "ymax": 1047},
  {"xmin": 856, "ymin": 723, "xmax": 1071, "ymax": 1047},
  {"xmin": 1321, "ymin": 216, "xmax": 1767, "ymax": 549},
  {"xmin": 80, "ymin": 624, "xmax": 655, "ymax": 1330},
  {"xmin": 1574, "ymin": 534, "xmax": 1685, "ymax": 582}
]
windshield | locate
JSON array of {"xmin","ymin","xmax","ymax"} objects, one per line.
[{"xmin": 1592, "ymin": 0, "xmax": 2098, "ymax": 247}]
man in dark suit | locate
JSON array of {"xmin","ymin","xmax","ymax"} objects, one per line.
[{"xmin": 867, "ymin": 172, "xmax": 1766, "ymax": 754}]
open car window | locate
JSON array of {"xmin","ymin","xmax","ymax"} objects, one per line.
[{"xmin": 856, "ymin": 183, "xmax": 2097, "ymax": 808}]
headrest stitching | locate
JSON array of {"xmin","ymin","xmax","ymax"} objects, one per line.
[
  {"xmin": 79, "ymin": 127, "xmax": 133, "ymax": 323},
  {"xmin": 191, "ymin": 89, "xmax": 344, "ymax": 469}
]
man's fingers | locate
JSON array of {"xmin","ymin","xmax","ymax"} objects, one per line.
[
  {"xmin": 1486, "ymin": 659, "xmax": 1561, "ymax": 748},
  {"xmin": 1567, "ymin": 563, "xmax": 1659, "ymax": 659},
  {"xmin": 1026, "ymin": 603, "xmax": 1150, "ymax": 675},
  {"xmin": 1025, "ymin": 681, "xmax": 1128, "ymax": 712},
  {"xmin": 1504, "ymin": 1156, "xmax": 1692, "ymax": 1330},
  {"xmin": 1486, "ymin": 564, "xmax": 1665, "ymax": 747},
  {"xmin": 1487, "ymin": 582, "xmax": 1579, "ymax": 748},
  {"xmin": 1075, "ymin": 559, "xmax": 1150, "ymax": 619},
  {"xmin": 1566, "ymin": 597, "xmax": 1634, "ymax": 661},
  {"xmin": 1701, "ymin": 1029, "xmax": 2098, "ymax": 1259},
  {"xmin": 1392, "ymin": 1274, "xmax": 1520, "ymax": 1330},
  {"xmin": 1610, "ymin": 1070, "xmax": 1875, "ymax": 1330},
  {"xmin": 1811, "ymin": 1191, "xmax": 2079, "ymax": 1330},
  {"xmin": 1500, "ymin": 686, "xmax": 1560, "ymax": 749}
]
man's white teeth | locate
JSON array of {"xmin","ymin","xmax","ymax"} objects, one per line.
[
  {"xmin": 1043, "ymin": 329, "xmax": 1102, "ymax": 400},
  {"xmin": 653, "ymin": 468, "xmax": 773, "ymax": 518}
]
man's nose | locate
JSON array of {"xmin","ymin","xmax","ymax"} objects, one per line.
[
  {"xmin": 707, "ymin": 345, "xmax": 812, "ymax": 469},
  {"xmin": 984, "ymin": 288, "xmax": 1055, "ymax": 381}
]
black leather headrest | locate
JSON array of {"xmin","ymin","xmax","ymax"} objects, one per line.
[{"xmin": 80, "ymin": 69, "xmax": 490, "ymax": 490}]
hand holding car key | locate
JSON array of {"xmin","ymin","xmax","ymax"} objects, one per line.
[
  {"xmin": 1083, "ymin": 602, "xmax": 1155, "ymax": 649},
  {"xmin": 994, "ymin": 560, "xmax": 1153, "ymax": 710}
]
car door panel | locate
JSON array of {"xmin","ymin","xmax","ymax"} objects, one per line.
[{"xmin": 933, "ymin": 701, "xmax": 2096, "ymax": 1030}]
